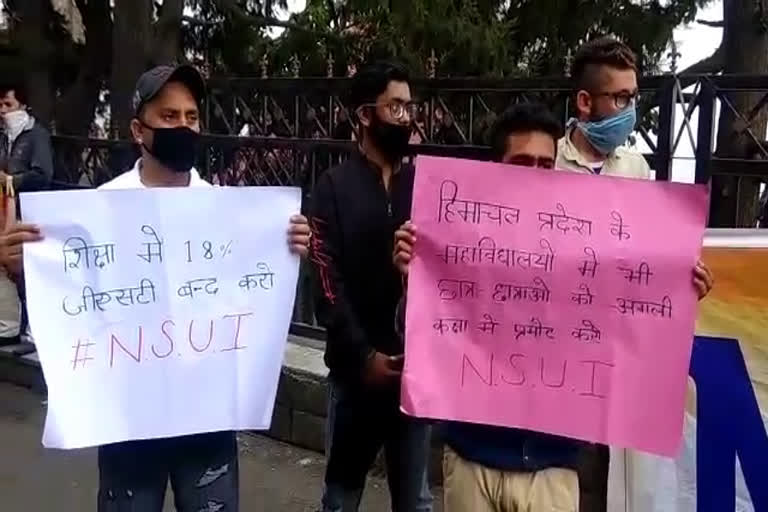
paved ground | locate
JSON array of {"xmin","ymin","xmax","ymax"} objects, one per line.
[{"xmin": 0, "ymin": 383, "xmax": 443, "ymax": 511}]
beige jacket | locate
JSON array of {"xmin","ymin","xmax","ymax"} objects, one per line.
[{"xmin": 556, "ymin": 126, "xmax": 652, "ymax": 180}]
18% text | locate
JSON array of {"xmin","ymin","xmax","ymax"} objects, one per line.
[{"xmin": 184, "ymin": 240, "xmax": 234, "ymax": 262}]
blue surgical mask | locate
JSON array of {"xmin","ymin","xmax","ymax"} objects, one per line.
[{"xmin": 576, "ymin": 104, "xmax": 636, "ymax": 155}]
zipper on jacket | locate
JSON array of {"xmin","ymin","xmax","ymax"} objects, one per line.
[{"xmin": 379, "ymin": 173, "xmax": 394, "ymax": 219}]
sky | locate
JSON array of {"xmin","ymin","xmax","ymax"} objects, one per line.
[{"xmin": 277, "ymin": 0, "xmax": 724, "ymax": 183}]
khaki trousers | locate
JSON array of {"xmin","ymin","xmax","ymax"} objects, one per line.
[{"xmin": 443, "ymin": 447, "xmax": 579, "ymax": 512}]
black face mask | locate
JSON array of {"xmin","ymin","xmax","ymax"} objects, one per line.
[
  {"xmin": 368, "ymin": 114, "xmax": 411, "ymax": 159},
  {"xmin": 142, "ymin": 124, "xmax": 200, "ymax": 174}
]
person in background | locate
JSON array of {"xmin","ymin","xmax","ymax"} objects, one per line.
[
  {"xmin": 332, "ymin": 108, "xmax": 353, "ymax": 141},
  {"xmin": 268, "ymin": 107, "xmax": 291, "ymax": 138},
  {"xmin": 0, "ymin": 81, "xmax": 54, "ymax": 192},
  {"xmin": 409, "ymin": 106, "xmax": 426, "ymax": 145},
  {"xmin": 309, "ymin": 60, "xmax": 432, "ymax": 512},
  {"xmin": 301, "ymin": 107, "xmax": 321, "ymax": 139},
  {"xmin": 435, "ymin": 112, "xmax": 464, "ymax": 146},
  {"xmin": 472, "ymin": 112, "xmax": 497, "ymax": 146},
  {"xmin": 0, "ymin": 81, "xmax": 55, "ymax": 345},
  {"xmin": 0, "ymin": 64, "xmax": 312, "ymax": 512},
  {"xmin": 557, "ymin": 36, "xmax": 714, "ymax": 511}
]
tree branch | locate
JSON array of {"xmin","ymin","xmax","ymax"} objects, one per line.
[
  {"xmin": 678, "ymin": 44, "xmax": 724, "ymax": 75},
  {"xmin": 696, "ymin": 19, "xmax": 725, "ymax": 28}
]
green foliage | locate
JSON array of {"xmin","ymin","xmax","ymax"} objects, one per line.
[
  {"xmin": 2, "ymin": 0, "xmax": 716, "ymax": 80},
  {"xmin": 269, "ymin": 0, "xmax": 714, "ymax": 77},
  {"xmin": 0, "ymin": 0, "xmax": 717, "ymax": 133}
]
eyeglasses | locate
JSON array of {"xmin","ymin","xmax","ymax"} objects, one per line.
[
  {"xmin": 505, "ymin": 155, "xmax": 556, "ymax": 169},
  {"xmin": 593, "ymin": 91, "xmax": 639, "ymax": 110},
  {"xmin": 361, "ymin": 102, "xmax": 419, "ymax": 121}
]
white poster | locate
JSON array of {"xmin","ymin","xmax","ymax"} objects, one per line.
[{"xmin": 21, "ymin": 187, "xmax": 301, "ymax": 449}]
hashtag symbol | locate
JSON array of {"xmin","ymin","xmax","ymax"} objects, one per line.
[{"xmin": 71, "ymin": 339, "xmax": 96, "ymax": 370}]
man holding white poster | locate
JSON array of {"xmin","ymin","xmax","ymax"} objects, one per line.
[{"xmin": 0, "ymin": 64, "xmax": 311, "ymax": 512}]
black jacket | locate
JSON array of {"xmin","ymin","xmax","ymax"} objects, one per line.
[
  {"xmin": 0, "ymin": 121, "xmax": 54, "ymax": 192},
  {"xmin": 309, "ymin": 152, "xmax": 414, "ymax": 385}
]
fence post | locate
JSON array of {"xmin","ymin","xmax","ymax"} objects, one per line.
[
  {"xmin": 695, "ymin": 79, "xmax": 716, "ymax": 185},
  {"xmin": 292, "ymin": 55, "xmax": 301, "ymax": 139},
  {"xmin": 261, "ymin": 53, "xmax": 269, "ymax": 137},
  {"xmin": 327, "ymin": 52, "xmax": 335, "ymax": 179},
  {"xmin": 427, "ymin": 50, "xmax": 438, "ymax": 141},
  {"xmin": 654, "ymin": 77, "xmax": 675, "ymax": 181}
]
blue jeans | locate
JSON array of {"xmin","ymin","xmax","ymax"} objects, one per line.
[
  {"xmin": 321, "ymin": 380, "xmax": 433, "ymax": 512},
  {"xmin": 97, "ymin": 431, "xmax": 239, "ymax": 512}
]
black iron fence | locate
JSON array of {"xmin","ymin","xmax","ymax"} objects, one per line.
[
  {"xmin": 56, "ymin": 74, "xmax": 768, "ymax": 186},
  {"xmin": 48, "ymin": 74, "xmax": 768, "ymax": 328},
  {"xmin": 51, "ymin": 135, "xmax": 494, "ymax": 188}
]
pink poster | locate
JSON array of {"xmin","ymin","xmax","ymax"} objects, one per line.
[{"xmin": 401, "ymin": 156, "xmax": 709, "ymax": 456}]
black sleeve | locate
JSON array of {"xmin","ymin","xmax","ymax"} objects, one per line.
[
  {"xmin": 394, "ymin": 296, "xmax": 406, "ymax": 344},
  {"xmin": 309, "ymin": 172, "xmax": 372, "ymax": 382},
  {"xmin": 13, "ymin": 128, "xmax": 53, "ymax": 192}
]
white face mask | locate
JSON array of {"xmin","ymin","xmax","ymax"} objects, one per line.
[{"xmin": 4, "ymin": 110, "xmax": 29, "ymax": 142}]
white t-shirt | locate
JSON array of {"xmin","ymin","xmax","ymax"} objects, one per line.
[
  {"xmin": 98, "ymin": 159, "xmax": 211, "ymax": 190},
  {"xmin": 588, "ymin": 161, "xmax": 606, "ymax": 175}
]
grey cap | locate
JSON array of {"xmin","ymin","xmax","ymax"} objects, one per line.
[{"xmin": 132, "ymin": 64, "xmax": 206, "ymax": 117}]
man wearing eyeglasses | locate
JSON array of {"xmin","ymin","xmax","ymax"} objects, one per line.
[
  {"xmin": 309, "ymin": 60, "xmax": 432, "ymax": 512},
  {"xmin": 557, "ymin": 37, "xmax": 648, "ymax": 178},
  {"xmin": 393, "ymin": 104, "xmax": 583, "ymax": 512},
  {"xmin": 559, "ymin": 37, "xmax": 714, "ymax": 512}
]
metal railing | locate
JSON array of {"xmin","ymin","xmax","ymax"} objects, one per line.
[{"xmin": 48, "ymin": 73, "xmax": 768, "ymax": 333}]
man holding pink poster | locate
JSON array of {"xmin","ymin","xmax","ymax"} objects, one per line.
[{"xmin": 394, "ymin": 103, "xmax": 713, "ymax": 511}]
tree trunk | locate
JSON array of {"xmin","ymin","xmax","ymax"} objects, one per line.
[
  {"xmin": 154, "ymin": 0, "xmax": 184, "ymax": 65},
  {"xmin": 55, "ymin": 0, "xmax": 112, "ymax": 136},
  {"xmin": 710, "ymin": 0, "xmax": 768, "ymax": 227},
  {"xmin": 110, "ymin": 0, "xmax": 152, "ymax": 139},
  {"xmin": 13, "ymin": 0, "xmax": 55, "ymax": 126}
]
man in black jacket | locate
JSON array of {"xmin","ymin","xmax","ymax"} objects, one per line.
[
  {"xmin": 309, "ymin": 61, "xmax": 432, "ymax": 512},
  {"xmin": 0, "ymin": 81, "xmax": 53, "ymax": 192}
]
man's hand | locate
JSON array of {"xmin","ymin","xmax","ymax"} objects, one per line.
[
  {"xmin": 0, "ymin": 223, "xmax": 42, "ymax": 276},
  {"xmin": 287, "ymin": 214, "xmax": 311, "ymax": 258},
  {"xmin": 365, "ymin": 352, "xmax": 403, "ymax": 387},
  {"xmin": 394, "ymin": 221, "xmax": 416, "ymax": 276},
  {"xmin": 693, "ymin": 260, "xmax": 714, "ymax": 300}
]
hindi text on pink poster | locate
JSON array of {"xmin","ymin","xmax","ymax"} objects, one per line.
[{"xmin": 400, "ymin": 156, "xmax": 708, "ymax": 456}]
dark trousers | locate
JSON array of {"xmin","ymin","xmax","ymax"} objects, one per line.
[
  {"xmin": 97, "ymin": 431, "xmax": 239, "ymax": 512},
  {"xmin": 577, "ymin": 443, "xmax": 609, "ymax": 512},
  {"xmin": 322, "ymin": 381, "xmax": 433, "ymax": 512}
]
